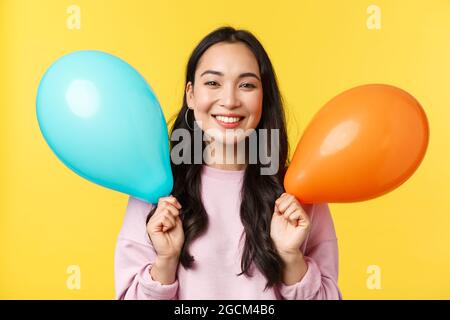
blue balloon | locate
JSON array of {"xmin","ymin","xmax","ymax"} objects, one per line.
[{"xmin": 36, "ymin": 50, "xmax": 173, "ymax": 204}]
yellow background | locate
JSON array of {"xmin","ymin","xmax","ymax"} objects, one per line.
[{"xmin": 1, "ymin": 0, "xmax": 449, "ymax": 299}]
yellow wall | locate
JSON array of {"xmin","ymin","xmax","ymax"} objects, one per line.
[{"xmin": 1, "ymin": 0, "xmax": 449, "ymax": 299}]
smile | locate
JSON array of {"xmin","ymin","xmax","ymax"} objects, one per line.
[{"xmin": 212, "ymin": 115, "xmax": 244, "ymax": 128}]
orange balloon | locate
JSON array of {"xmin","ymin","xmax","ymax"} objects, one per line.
[{"xmin": 285, "ymin": 84, "xmax": 429, "ymax": 203}]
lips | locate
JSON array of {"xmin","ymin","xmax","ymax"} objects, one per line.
[
  {"xmin": 212, "ymin": 114, "xmax": 244, "ymax": 128},
  {"xmin": 212, "ymin": 113, "xmax": 243, "ymax": 118}
]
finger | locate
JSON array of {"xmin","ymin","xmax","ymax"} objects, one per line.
[
  {"xmin": 158, "ymin": 196, "xmax": 180, "ymax": 209},
  {"xmin": 273, "ymin": 202, "xmax": 281, "ymax": 215},
  {"xmin": 167, "ymin": 215, "xmax": 183, "ymax": 231},
  {"xmin": 273, "ymin": 209, "xmax": 281, "ymax": 220},
  {"xmin": 283, "ymin": 202, "xmax": 298, "ymax": 219},
  {"xmin": 300, "ymin": 210, "xmax": 311, "ymax": 225},
  {"xmin": 157, "ymin": 218, "xmax": 172, "ymax": 233},
  {"xmin": 294, "ymin": 209, "xmax": 310, "ymax": 227},
  {"xmin": 168, "ymin": 195, "xmax": 183, "ymax": 209},
  {"xmin": 287, "ymin": 210, "xmax": 302, "ymax": 222},
  {"xmin": 274, "ymin": 193, "xmax": 288, "ymax": 207},
  {"xmin": 165, "ymin": 202, "xmax": 181, "ymax": 218},
  {"xmin": 160, "ymin": 213, "xmax": 176, "ymax": 232},
  {"xmin": 157, "ymin": 201, "xmax": 181, "ymax": 217},
  {"xmin": 158, "ymin": 196, "xmax": 182, "ymax": 210},
  {"xmin": 277, "ymin": 195, "xmax": 295, "ymax": 213},
  {"xmin": 274, "ymin": 197, "xmax": 283, "ymax": 212}
]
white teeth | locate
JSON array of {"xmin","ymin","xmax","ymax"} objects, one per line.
[{"xmin": 215, "ymin": 115, "xmax": 241, "ymax": 123}]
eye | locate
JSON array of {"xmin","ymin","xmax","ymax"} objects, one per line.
[
  {"xmin": 205, "ymin": 81, "xmax": 219, "ymax": 87},
  {"xmin": 240, "ymin": 83, "xmax": 257, "ymax": 89}
]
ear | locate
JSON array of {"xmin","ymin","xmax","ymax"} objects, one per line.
[{"xmin": 186, "ymin": 81, "xmax": 194, "ymax": 110}]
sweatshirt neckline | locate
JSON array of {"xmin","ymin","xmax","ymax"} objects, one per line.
[{"xmin": 202, "ymin": 165, "xmax": 246, "ymax": 181}]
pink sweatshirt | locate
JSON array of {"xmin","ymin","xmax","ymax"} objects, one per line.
[{"xmin": 114, "ymin": 165, "xmax": 342, "ymax": 300}]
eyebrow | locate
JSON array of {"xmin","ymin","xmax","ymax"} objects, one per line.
[{"xmin": 200, "ymin": 70, "xmax": 261, "ymax": 81}]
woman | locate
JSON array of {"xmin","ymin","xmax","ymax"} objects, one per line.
[{"xmin": 114, "ymin": 26, "xmax": 342, "ymax": 300}]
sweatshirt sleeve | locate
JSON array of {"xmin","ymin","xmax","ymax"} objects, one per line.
[
  {"xmin": 277, "ymin": 203, "xmax": 342, "ymax": 300},
  {"xmin": 114, "ymin": 196, "xmax": 179, "ymax": 300}
]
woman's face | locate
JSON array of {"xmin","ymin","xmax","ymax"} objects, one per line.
[{"xmin": 186, "ymin": 42, "xmax": 263, "ymax": 144}]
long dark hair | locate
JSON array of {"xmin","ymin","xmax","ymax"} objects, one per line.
[{"xmin": 147, "ymin": 26, "xmax": 290, "ymax": 290}]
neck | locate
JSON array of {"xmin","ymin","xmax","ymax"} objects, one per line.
[{"xmin": 206, "ymin": 163, "xmax": 246, "ymax": 171}]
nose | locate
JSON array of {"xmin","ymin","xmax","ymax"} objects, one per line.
[{"xmin": 219, "ymin": 84, "xmax": 241, "ymax": 109}]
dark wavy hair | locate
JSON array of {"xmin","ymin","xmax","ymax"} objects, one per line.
[{"xmin": 147, "ymin": 26, "xmax": 290, "ymax": 290}]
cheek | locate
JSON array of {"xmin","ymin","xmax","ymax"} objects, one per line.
[
  {"xmin": 194, "ymin": 88, "xmax": 215, "ymax": 114},
  {"xmin": 192, "ymin": 88, "xmax": 216, "ymax": 131},
  {"xmin": 244, "ymin": 93, "xmax": 263, "ymax": 124}
]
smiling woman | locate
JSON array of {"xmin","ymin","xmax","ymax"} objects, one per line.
[
  {"xmin": 114, "ymin": 26, "xmax": 341, "ymax": 300},
  {"xmin": 185, "ymin": 41, "xmax": 264, "ymax": 146}
]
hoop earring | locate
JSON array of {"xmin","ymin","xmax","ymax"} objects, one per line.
[{"xmin": 184, "ymin": 107, "xmax": 196, "ymax": 131}]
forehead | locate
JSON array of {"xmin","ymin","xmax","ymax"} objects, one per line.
[{"xmin": 196, "ymin": 42, "xmax": 260, "ymax": 76}]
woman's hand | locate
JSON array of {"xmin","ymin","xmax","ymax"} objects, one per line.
[
  {"xmin": 147, "ymin": 195, "xmax": 185, "ymax": 260},
  {"xmin": 270, "ymin": 193, "xmax": 311, "ymax": 259}
]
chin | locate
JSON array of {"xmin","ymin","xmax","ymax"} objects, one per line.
[{"xmin": 214, "ymin": 133, "xmax": 249, "ymax": 145}]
